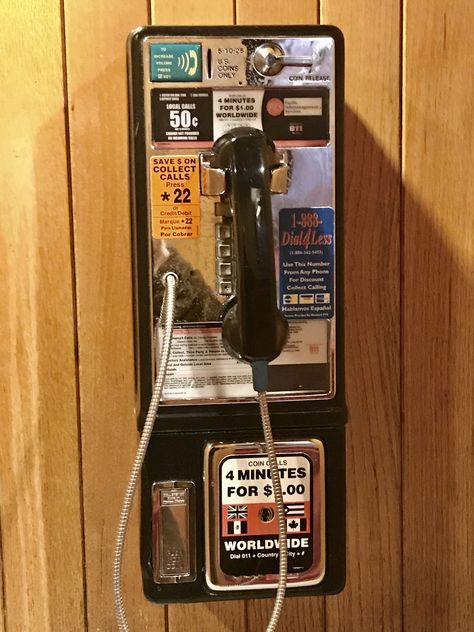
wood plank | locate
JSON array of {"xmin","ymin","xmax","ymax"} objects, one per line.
[
  {"xmin": 153, "ymin": 0, "xmax": 234, "ymax": 24},
  {"xmin": 0, "ymin": 2, "xmax": 85, "ymax": 631},
  {"xmin": 0, "ymin": 530, "xmax": 5, "ymax": 631},
  {"xmin": 237, "ymin": 0, "xmax": 316, "ymax": 24},
  {"xmin": 235, "ymin": 1, "xmax": 326, "ymax": 629},
  {"xmin": 321, "ymin": 1, "xmax": 403, "ymax": 630},
  {"xmin": 403, "ymin": 1, "xmax": 474, "ymax": 630},
  {"xmin": 247, "ymin": 596, "xmax": 324, "ymax": 632},
  {"xmin": 149, "ymin": 2, "xmax": 244, "ymax": 630},
  {"xmin": 62, "ymin": 1, "xmax": 162, "ymax": 630}
]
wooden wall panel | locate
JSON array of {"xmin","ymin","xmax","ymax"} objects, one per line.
[
  {"xmin": 62, "ymin": 1, "xmax": 159, "ymax": 630},
  {"xmin": 403, "ymin": 1, "xmax": 474, "ymax": 630},
  {"xmin": 0, "ymin": 1, "xmax": 85, "ymax": 631},
  {"xmin": 321, "ymin": 1, "xmax": 402, "ymax": 630},
  {"xmin": 236, "ymin": 0, "xmax": 317, "ymax": 24},
  {"xmin": 153, "ymin": 0, "xmax": 234, "ymax": 24},
  {"xmin": 0, "ymin": 532, "xmax": 5, "ymax": 630}
]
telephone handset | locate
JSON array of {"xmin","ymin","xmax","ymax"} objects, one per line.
[
  {"xmin": 214, "ymin": 127, "xmax": 288, "ymax": 364},
  {"xmin": 121, "ymin": 24, "xmax": 346, "ymax": 622}
]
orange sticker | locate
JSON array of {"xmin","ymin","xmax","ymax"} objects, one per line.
[{"xmin": 150, "ymin": 155, "xmax": 200, "ymax": 239}]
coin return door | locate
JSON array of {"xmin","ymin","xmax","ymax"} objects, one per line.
[{"xmin": 128, "ymin": 25, "xmax": 346, "ymax": 604}]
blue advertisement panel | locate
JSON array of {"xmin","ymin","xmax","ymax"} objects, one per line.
[{"xmin": 279, "ymin": 207, "xmax": 334, "ymax": 319}]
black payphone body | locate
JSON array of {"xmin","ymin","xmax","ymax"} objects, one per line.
[{"xmin": 126, "ymin": 25, "xmax": 346, "ymax": 605}]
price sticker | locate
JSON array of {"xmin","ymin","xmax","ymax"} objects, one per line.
[
  {"xmin": 151, "ymin": 89, "xmax": 213, "ymax": 145},
  {"xmin": 150, "ymin": 155, "xmax": 201, "ymax": 239}
]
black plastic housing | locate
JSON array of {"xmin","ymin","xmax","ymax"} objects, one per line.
[{"xmin": 127, "ymin": 24, "xmax": 346, "ymax": 604}]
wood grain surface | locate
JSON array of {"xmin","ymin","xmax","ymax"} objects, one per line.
[
  {"xmin": 0, "ymin": 530, "xmax": 5, "ymax": 630},
  {"xmin": 236, "ymin": 0, "xmax": 317, "ymax": 24},
  {"xmin": 0, "ymin": 1, "xmax": 85, "ymax": 631},
  {"xmin": 153, "ymin": 0, "xmax": 234, "ymax": 24},
  {"xmin": 1, "ymin": 0, "xmax": 473, "ymax": 631},
  {"xmin": 321, "ymin": 2, "xmax": 403, "ymax": 630},
  {"xmin": 62, "ymin": 1, "xmax": 159, "ymax": 630},
  {"xmin": 403, "ymin": 0, "xmax": 474, "ymax": 630}
]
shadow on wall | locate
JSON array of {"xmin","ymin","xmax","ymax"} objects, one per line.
[{"xmin": 200, "ymin": 104, "xmax": 472, "ymax": 631}]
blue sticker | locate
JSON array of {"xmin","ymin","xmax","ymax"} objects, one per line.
[
  {"xmin": 279, "ymin": 207, "xmax": 334, "ymax": 319},
  {"xmin": 150, "ymin": 43, "xmax": 202, "ymax": 82}
]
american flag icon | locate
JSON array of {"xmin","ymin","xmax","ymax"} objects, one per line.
[
  {"xmin": 227, "ymin": 505, "xmax": 248, "ymax": 520},
  {"xmin": 284, "ymin": 503, "xmax": 305, "ymax": 517}
]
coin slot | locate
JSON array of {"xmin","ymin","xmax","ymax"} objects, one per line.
[{"xmin": 207, "ymin": 48, "xmax": 212, "ymax": 79}]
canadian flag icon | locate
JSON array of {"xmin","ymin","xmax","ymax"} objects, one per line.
[{"xmin": 286, "ymin": 518, "xmax": 307, "ymax": 532}]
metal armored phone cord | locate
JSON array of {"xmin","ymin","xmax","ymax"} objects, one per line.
[
  {"xmin": 253, "ymin": 362, "xmax": 288, "ymax": 632},
  {"xmin": 113, "ymin": 271, "xmax": 178, "ymax": 632},
  {"xmin": 113, "ymin": 273, "xmax": 287, "ymax": 632}
]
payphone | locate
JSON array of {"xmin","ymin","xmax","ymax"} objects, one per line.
[{"xmin": 114, "ymin": 25, "xmax": 345, "ymax": 631}]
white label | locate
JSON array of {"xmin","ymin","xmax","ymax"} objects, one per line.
[
  {"xmin": 284, "ymin": 97, "xmax": 322, "ymax": 117},
  {"xmin": 162, "ymin": 325, "xmax": 251, "ymax": 400},
  {"xmin": 221, "ymin": 454, "xmax": 311, "ymax": 504},
  {"xmin": 213, "ymin": 90, "xmax": 264, "ymax": 139},
  {"xmin": 271, "ymin": 320, "xmax": 328, "ymax": 366},
  {"xmin": 161, "ymin": 320, "xmax": 328, "ymax": 401},
  {"xmin": 212, "ymin": 42, "xmax": 247, "ymax": 85}
]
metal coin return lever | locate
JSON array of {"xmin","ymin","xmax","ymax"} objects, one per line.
[{"xmin": 252, "ymin": 42, "xmax": 329, "ymax": 76}]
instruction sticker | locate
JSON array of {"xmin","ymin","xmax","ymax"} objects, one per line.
[
  {"xmin": 160, "ymin": 321, "xmax": 329, "ymax": 402},
  {"xmin": 150, "ymin": 155, "xmax": 200, "ymax": 238},
  {"xmin": 262, "ymin": 88, "xmax": 329, "ymax": 143},
  {"xmin": 151, "ymin": 89, "xmax": 213, "ymax": 146},
  {"xmin": 279, "ymin": 207, "xmax": 334, "ymax": 319},
  {"xmin": 219, "ymin": 453, "xmax": 317, "ymax": 576},
  {"xmin": 213, "ymin": 90, "xmax": 264, "ymax": 139},
  {"xmin": 284, "ymin": 97, "xmax": 322, "ymax": 117},
  {"xmin": 149, "ymin": 43, "xmax": 202, "ymax": 82}
]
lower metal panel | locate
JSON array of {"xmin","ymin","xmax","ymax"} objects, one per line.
[{"xmin": 204, "ymin": 439, "xmax": 325, "ymax": 591}]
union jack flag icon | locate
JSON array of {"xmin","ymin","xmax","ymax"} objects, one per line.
[{"xmin": 227, "ymin": 505, "xmax": 248, "ymax": 520}]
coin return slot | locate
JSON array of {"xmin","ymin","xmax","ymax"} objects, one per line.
[{"xmin": 152, "ymin": 482, "xmax": 196, "ymax": 584}]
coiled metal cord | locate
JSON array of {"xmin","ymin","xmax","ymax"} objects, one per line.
[
  {"xmin": 113, "ymin": 272, "xmax": 177, "ymax": 632},
  {"xmin": 258, "ymin": 390, "xmax": 288, "ymax": 632}
]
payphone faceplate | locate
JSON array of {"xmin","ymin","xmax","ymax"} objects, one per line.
[{"xmin": 128, "ymin": 25, "xmax": 345, "ymax": 604}]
